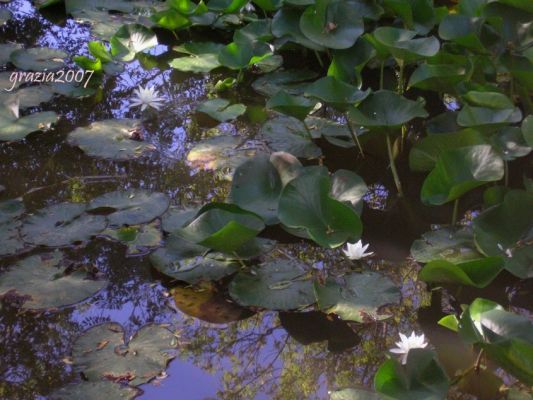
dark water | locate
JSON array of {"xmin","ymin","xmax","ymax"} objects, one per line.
[{"xmin": 0, "ymin": 2, "xmax": 531, "ymax": 399}]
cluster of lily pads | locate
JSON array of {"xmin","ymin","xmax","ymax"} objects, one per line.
[{"xmin": 1, "ymin": 0, "xmax": 532, "ymax": 397}]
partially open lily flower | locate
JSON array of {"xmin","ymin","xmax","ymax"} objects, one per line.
[
  {"xmin": 390, "ymin": 331, "xmax": 428, "ymax": 365},
  {"xmin": 129, "ymin": 85, "xmax": 164, "ymax": 111},
  {"xmin": 342, "ymin": 240, "xmax": 374, "ymax": 260}
]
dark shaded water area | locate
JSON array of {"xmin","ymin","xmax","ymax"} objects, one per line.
[{"xmin": 0, "ymin": 1, "xmax": 532, "ymax": 399}]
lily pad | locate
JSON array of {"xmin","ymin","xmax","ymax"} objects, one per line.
[
  {"xmin": 272, "ymin": 8, "xmax": 325, "ymax": 51},
  {"xmin": 0, "ymin": 105, "xmax": 58, "ymax": 142},
  {"xmin": 0, "ymin": 85, "xmax": 55, "ymax": 110},
  {"xmin": 197, "ymin": 98, "xmax": 246, "ymax": 122},
  {"xmin": 304, "ymin": 76, "xmax": 370, "ymax": 110},
  {"xmin": 421, "ymin": 145, "xmax": 504, "ymax": 205},
  {"xmin": 266, "ymin": 90, "xmax": 318, "ymax": 121},
  {"xmin": 252, "ymin": 69, "xmax": 319, "ymax": 97},
  {"xmin": 457, "ymin": 105, "xmax": 522, "ymax": 127},
  {"xmin": 328, "ymin": 39, "xmax": 376, "ymax": 86},
  {"xmin": 369, "ymin": 27, "xmax": 440, "ymax": 62},
  {"xmin": 278, "ymin": 166, "xmax": 362, "ymax": 248},
  {"xmin": 0, "ymin": 43, "xmax": 22, "ymax": 66},
  {"xmin": 161, "ymin": 207, "xmax": 199, "ymax": 234},
  {"xmin": 0, "ymin": 252, "xmax": 106, "ymax": 310},
  {"xmin": 330, "ymin": 388, "xmax": 380, "ymax": 400},
  {"xmin": 0, "ymin": 9, "xmax": 11, "ymax": 25},
  {"xmin": 72, "ymin": 323, "xmax": 177, "ymax": 386},
  {"xmin": 314, "ymin": 271, "xmax": 400, "ymax": 322},
  {"xmin": 408, "ymin": 64, "xmax": 467, "ymax": 92},
  {"xmin": 177, "ymin": 203, "xmax": 265, "ymax": 253},
  {"xmin": 348, "ymin": 90, "xmax": 428, "ymax": 132},
  {"xmin": 299, "ymin": 0, "xmax": 364, "ymax": 49},
  {"xmin": 170, "ymin": 42, "xmax": 223, "ymax": 73},
  {"xmin": 10, "ymin": 47, "xmax": 67, "ymax": 71},
  {"xmin": 101, "ymin": 222, "xmax": 163, "ymax": 255},
  {"xmin": 229, "ymin": 259, "xmax": 315, "ymax": 310},
  {"xmin": 473, "ymin": 190, "xmax": 533, "ymax": 278},
  {"xmin": 0, "ymin": 198, "xmax": 24, "ymax": 224},
  {"xmin": 21, "ymin": 202, "xmax": 107, "ymax": 247},
  {"xmin": 88, "ymin": 190, "xmax": 169, "ymax": 227},
  {"xmin": 67, "ymin": 119, "xmax": 156, "ymax": 160},
  {"xmin": 49, "ymin": 381, "xmax": 140, "ymax": 400},
  {"xmin": 330, "ymin": 169, "xmax": 368, "ymax": 214},
  {"xmin": 0, "ymin": 221, "xmax": 27, "ymax": 257}
]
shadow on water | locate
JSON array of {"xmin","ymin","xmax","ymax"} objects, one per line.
[{"xmin": 0, "ymin": 1, "xmax": 531, "ymax": 399}]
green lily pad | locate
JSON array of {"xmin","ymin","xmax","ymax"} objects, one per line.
[
  {"xmin": 230, "ymin": 154, "xmax": 283, "ymax": 225},
  {"xmin": 328, "ymin": 39, "xmax": 375, "ymax": 86},
  {"xmin": 0, "ymin": 105, "xmax": 58, "ymax": 142},
  {"xmin": 421, "ymin": 145, "xmax": 504, "ymax": 205},
  {"xmin": 161, "ymin": 207, "xmax": 199, "ymax": 234},
  {"xmin": 491, "ymin": 127, "xmax": 531, "ymax": 161},
  {"xmin": 473, "ymin": 190, "xmax": 533, "ymax": 278},
  {"xmin": 0, "ymin": 252, "xmax": 106, "ymax": 310},
  {"xmin": 375, "ymin": 349, "xmax": 450, "ymax": 400},
  {"xmin": 348, "ymin": 90, "xmax": 428, "ymax": 132},
  {"xmin": 259, "ymin": 115, "xmax": 322, "ymax": 159},
  {"xmin": 177, "ymin": 203, "xmax": 265, "ymax": 253},
  {"xmin": 438, "ymin": 15, "xmax": 485, "ymax": 51},
  {"xmin": 278, "ymin": 166, "xmax": 362, "ymax": 248},
  {"xmin": 522, "ymin": 115, "xmax": 533, "ymax": 147},
  {"xmin": 252, "ymin": 69, "xmax": 319, "ymax": 97},
  {"xmin": 330, "ymin": 169, "xmax": 367, "ymax": 214},
  {"xmin": 408, "ymin": 64, "xmax": 467, "ymax": 92},
  {"xmin": 266, "ymin": 90, "xmax": 318, "ymax": 121},
  {"xmin": 218, "ymin": 39, "xmax": 272, "ymax": 70},
  {"xmin": 455, "ymin": 298, "xmax": 533, "ymax": 385},
  {"xmin": 419, "ymin": 257, "xmax": 504, "ymax": 288},
  {"xmin": 304, "ymin": 76, "xmax": 370, "ymax": 110},
  {"xmin": 272, "ymin": 8, "xmax": 325, "ymax": 51},
  {"xmin": 457, "ymin": 105, "xmax": 522, "ymax": 127},
  {"xmin": 0, "ymin": 85, "xmax": 55, "ymax": 110},
  {"xmin": 49, "ymin": 381, "xmax": 140, "ymax": 400},
  {"xmin": 10, "ymin": 47, "xmax": 67, "ymax": 71},
  {"xmin": 330, "ymin": 388, "xmax": 380, "ymax": 400},
  {"xmin": 0, "ymin": 198, "xmax": 24, "ymax": 224},
  {"xmin": 208, "ymin": 0, "xmax": 249, "ymax": 13},
  {"xmin": 314, "ymin": 271, "xmax": 400, "ymax": 322},
  {"xmin": 409, "ymin": 129, "xmax": 487, "ymax": 172},
  {"xmin": 370, "ymin": 27, "xmax": 440, "ymax": 62},
  {"xmin": 228, "ymin": 259, "xmax": 315, "ymax": 310},
  {"xmin": 411, "ymin": 228, "xmax": 483, "ymax": 264},
  {"xmin": 101, "ymin": 222, "xmax": 163, "ymax": 255},
  {"xmin": 197, "ymin": 98, "xmax": 246, "ymax": 122},
  {"xmin": 110, "ymin": 23, "xmax": 158, "ymax": 62},
  {"xmin": 67, "ymin": 119, "xmax": 156, "ymax": 160},
  {"xmin": 0, "ymin": 43, "xmax": 22, "ymax": 66},
  {"xmin": 0, "ymin": 221, "xmax": 27, "ymax": 257},
  {"xmin": 186, "ymin": 135, "xmax": 265, "ymax": 178},
  {"xmin": 299, "ymin": 0, "xmax": 364, "ymax": 49},
  {"xmin": 88, "ymin": 190, "xmax": 169, "ymax": 227},
  {"xmin": 21, "ymin": 202, "xmax": 107, "ymax": 247},
  {"xmin": 72, "ymin": 323, "xmax": 177, "ymax": 386},
  {"xmin": 170, "ymin": 42, "xmax": 223, "ymax": 73}
]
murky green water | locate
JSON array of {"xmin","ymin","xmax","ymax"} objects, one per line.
[{"xmin": 0, "ymin": 2, "xmax": 531, "ymax": 399}]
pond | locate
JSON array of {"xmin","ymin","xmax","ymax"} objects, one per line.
[{"xmin": 0, "ymin": 0, "xmax": 532, "ymax": 399}]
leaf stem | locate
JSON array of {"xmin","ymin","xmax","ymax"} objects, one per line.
[
  {"xmin": 451, "ymin": 198, "xmax": 459, "ymax": 228},
  {"xmin": 302, "ymin": 119, "xmax": 314, "ymax": 140},
  {"xmin": 386, "ymin": 133, "xmax": 403, "ymax": 197},
  {"xmin": 380, "ymin": 60, "xmax": 384, "ymax": 90},
  {"xmin": 345, "ymin": 112, "xmax": 364, "ymax": 158},
  {"xmin": 314, "ymin": 50, "xmax": 324, "ymax": 69},
  {"xmin": 504, "ymin": 160, "xmax": 509, "ymax": 187}
]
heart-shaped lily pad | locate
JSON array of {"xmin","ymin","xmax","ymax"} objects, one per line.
[
  {"xmin": 72, "ymin": 323, "xmax": 177, "ymax": 386},
  {"xmin": 348, "ymin": 90, "xmax": 428, "ymax": 132},
  {"xmin": 161, "ymin": 207, "xmax": 199, "ymax": 234},
  {"xmin": 266, "ymin": 90, "xmax": 318, "ymax": 121},
  {"xmin": 0, "ymin": 221, "xmax": 27, "ymax": 257},
  {"xmin": 21, "ymin": 202, "xmax": 107, "ymax": 247},
  {"xmin": 10, "ymin": 47, "xmax": 68, "ymax": 71},
  {"xmin": 421, "ymin": 145, "xmax": 504, "ymax": 205},
  {"xmin": 49, "ymin": 381, "xmax": 140, "ymax": 400},
  {"xmin": 101, "ymin": 222, "xmax": 163, "ymax": 255},
  {"xmin": 229, "ymin": 259, "xmax": 315, "ymax": 310},
  {"xmin": 0, "ymin": 105, "xmax": 58, "ymax": 142},
  {"xmin": 314, "ymin": 271, "xmax": 400, "ymax": 322},
  {"xmin": 252, "ymin": 69, "xmax": 319, "ymax": 97},
  {"xmin": 197, "ymin": 98, "xmax": 246, "ymax": 122},
  {"xmin": 272, "ymin": 8, "xmax": 325, "ymax": 51},
  {"xmin": 299, "ymin": 0, "xmax": 365, "ymax": 49},
  {"xmin": 304, "ymin": 76, "xmax": 370, "ymax": 110},
  {"xmin": 0, "ymin": 252, "xmax": 106, "ymax": 310},
  {"xmin": 278, "ymin": 166, "xmax": 362, "ymax": 248},
  {"xmin": 88, "ymin": 190, "xmax": 169, "ymax": 227},
  {"xmin": 169, "ymin": 42, "xmax": 223, "ymax": 73},
  {"xmin": 0, "ymin": 85, "xmax": 55, "ymax": 110},
  {"xmin": 369, "ymin": 27, "xmax": 440, "ymax": 62},
  {"xmin": 408, "ymin": 64, "xmax": 467, "ymax": 92},
  {"xmin": 0, "ymin": 43, "xmax": 22, "ymax": 66},
  {"xmin": 67, "ymin": 119, "xmax": 156, "ymax": 160}
]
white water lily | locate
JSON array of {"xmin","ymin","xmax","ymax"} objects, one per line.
[
  {"xmin": 128, "ymin": 32, "xmax": 151, "ymax": 53},
  {"xmin": 129, "ymin": 85, "xmax": 164, "ymax": 111},
  {"xmin": 342, "ymin": 240, "xmax": 374, "ymax": 260},
  {"xmin": 390, "ymin": 331, "xmax": 428, "ymax": 364}
]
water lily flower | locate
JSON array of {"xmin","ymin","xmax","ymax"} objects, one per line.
[
  {"xmin": 390, "ymin": 331, "xmax": 428, "ymax": 364},
  {"xmin": 128, "ymin": 32, "xmax": 151, "ymax": 53},
  {"xmin": 129, "ymin": 85, "xmax": 164, "ymax": 111},
  {"xmin": 342, "ymin": 240, "xmax": 374, "ymax": 260}
]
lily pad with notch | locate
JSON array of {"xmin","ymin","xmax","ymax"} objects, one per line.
[
  {"xmin": 251, "ymin": 69, "xmax": 319, "ymax": 97},
  {"xmin": 169, "ymin": 42, "xmax": 223, "ymax": 73},
  {"xmin": 197, "ymin": 98, "xmax": 246, "ymax": 122},
  {"xmin": 49, "ymin": 381, "xmax": 140, "ymax": 400},
  {"xmin": 314, "ymin": 271, "xmax": 400, "ymax": 322},
  {"xmin": 0, "ymin": 252, "xmax": 106, "ymax": 310},
  {"xmin": 0, "ymin": 105, "xmax": 58, "ymax": 142},
  {"xmin": 100, "ymin": 222, "xmax": 163, "ymax": 255},
  {"xmin": 10, "ymin": 47, "xmax": 67, "ymax": 71}
]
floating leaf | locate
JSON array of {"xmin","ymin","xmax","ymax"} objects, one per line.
[
  {"xmin": 374, "ymin": 349, "xmax": 450, "ymax": 400},
  {"xmin": 0, "ymin": 85, "xmax": 55, "ymax": 110},
  {"xmin": 328, "ymin": 39, "xmax": 375, "ymax": 86},
  {"xmin": 0, "ymin": 9, "xmax": 11, "ymax": 25},
  {"xmin": 408, "ymin": 64, "xmax": 467, "ymax": 92},
  {"xmin": 88, "ymin": 190, "xmax": 169, "ymax": 227},
  {"xmin": 72, "ymin": 323, "xmax": 177, "ymax": 386},
  {"xmin": 252, "ymin": 69, "xmax": 319, "ymax": 97},
  {"xmin": 348, "ymin": 90, "xmax": 428, "ymax": 132},
  {"xmin": 0, "ymin": 43, "xmax": 22, "ymax": 66},
  {"xmin": 421, "ymin": 145, "xmax": 504, "ymax": 205},
  {"xmin": 419, "ymin": 257, "xmax": 503, "ymax": 288},
  {"xmin": 67, "ymin": 119, "xmax": 156, "ymax": 160},
  {"xmin": 457, "ymin": 105, "xmax": 522, "ymax": 127},
  {"xmin": 169, "ymin": 42, "xmax": 223, "ymax": 73},
  {"xmin": 330, "ymin": 169, "xmax": 367, "ymax": 214},
  {"xmin": 370, "ymin": 27, "xmax": 440, "ymax": 62},
  {"xmin": 272, "ymin": 8, "xmax": 325, "ymax": 51},
  {"xmin": 49, "ymin": 381, "xmax": 140, "ymax": 400},
  {"xmin": 161, "ymin": 207, "xmax": 199, "ymax": 234},
  {"xmin": 473, "ymin": 190, "xmax": 533, "ymax": 278},
  {"xmin": 0, "ymin": 252, "xmax": 106, "ymax": 310},
  {"xmin": 315, "ymin": 271, "xmax": 400, "ymax": 322},
  {"xmin": 278, "ymin": 166, "xmax": 362, "ymax": 248},
  {"xmin": 21, "ymin": 202, "xmax": 107, "ymax": 247},
  {"xmin": 0, "ymin": 198, "xmax": 24, "ymax": 224},
  {"xmin": 411, "ymin": 228, "xmax": 482, "ymax": 264},
  {"xmin": 266, "ymin": 90, "xmax": 317, "ymax": 121},
  {"xmin": 101, "ymin": 222, "xmax": 163, "ymax": 255},
  {"xmin": 197, "ymin": 98, "xmax": 246, "ymax": 122},
  {"xmin": 330, "ymin": 388, "xmax": 380, "ymax": 400},
  {"xmin": 304, "ymin": 76, "xmax": 369, "ymax": 110},
  {"xmin": 229, "ymin": 259, "xmax": 315, "ymax": 310},
  {"xmin": 0, "ymin": 106, "xmax": 58, "ymax": 142},
  {"xmin": 10, "ymin": 47, "xmax": 67, "ymax": 71},
  {"xmin": 0, "ymin": 221, "xmax": 27, "ymax": 257}
]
